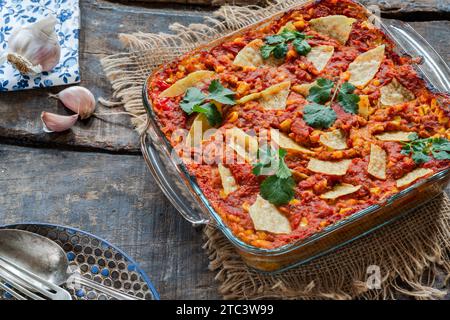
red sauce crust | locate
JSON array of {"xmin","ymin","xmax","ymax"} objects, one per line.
[{"xmin": 147, "ymin": 0, "xmax": 450, "ymax": 249}]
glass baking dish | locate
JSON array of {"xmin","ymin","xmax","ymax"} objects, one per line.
[{"xmin": 140, "ymin": 0, "xmax": 450, "ymax": 272}]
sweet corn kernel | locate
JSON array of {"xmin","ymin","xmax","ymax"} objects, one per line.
[
  {"xmin": 300, "ymin": 217, "xmax": 308, "ymax": 227},
  {"xmin": 372, "ymin": 79, "xmax": 380, "ymax": 86},
  {"xmin": 287, "ymin": 49, "xmax": 297, "ymax": 59},
  {"xmin": 236, "ymin": 81, "xmax": 250, "ymax": 95},
  {"xmin": 319, "ymin": 221, "xmax": 329, "ymax": 228},
  {"xmin": 292, "ymin": 170, "xmax": 309, "ymax": 180},
  {"xmin": 251, "ymin": 240, "xmax": 272, "ymax": 249},
  {"xmin": 339, "ymin": 208, "xmax": 353, "ymax": 215},
  {"xmin": 341, "ymin": 71, "xmax": 350, "ymax": 81},
  {"xmin": 227, "ymin": 111, "xmax": 239, "ymax": 123},
  {"xmin": 289, "ymin": 199, "xmax": 301, "ymax": 206},
  {"xmin": 280, "ymin": 119, "xmax": 292, "ymax": 132},
  {"xmin": 215, "ymin": 65, "xmax": 225, "ymax": 73},
  {"xmin": 242, "ymin": 202, "xmax": 250, "ymax": 212},
  {"xmin": 293, "ymin": 20, "xmax": 305, "ymax": 30},
  {"xmin": 298, "ymin": 62, "xmax": 308, "ymax": 70},
  {"xmin": 370, "ymin": 187, "xmax": 381, "ymax": 194},
  {"xmin": 244, "ymin": 229, "xmax": 253, "ymax": 236}
]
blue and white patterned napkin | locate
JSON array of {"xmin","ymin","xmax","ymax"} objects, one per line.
[{"xmin": 0, "ymin": 0, "xmax": 80, "ymax": 91}]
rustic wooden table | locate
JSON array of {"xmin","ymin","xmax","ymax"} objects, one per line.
[{"xmin": 0, "ymin": 0, "xmax": 448, "ymax": 299}]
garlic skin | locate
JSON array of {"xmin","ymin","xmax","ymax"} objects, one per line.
[
  {"xmin": 41, "ymin": 112, "xmax": 78, "ymax": 133},
  {"xmin": 4, "ymin": 16, "xmax": 61, "ymax": 74},
  {"xmin": 53, "ymin": 86, "xmax": 96, "ymax": 120}
]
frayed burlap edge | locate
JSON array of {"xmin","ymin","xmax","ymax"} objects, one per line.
[{"xmin": 100, "ymin": 0, "xmax": 450, "ymax": 299}]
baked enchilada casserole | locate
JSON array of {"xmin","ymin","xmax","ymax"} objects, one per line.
[{"xmin": 147, "ymin": 0, "xmax": 450, "ymax": 249}]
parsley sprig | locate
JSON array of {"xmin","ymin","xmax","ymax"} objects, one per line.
[
  {"xmin": 180, "ymin": 80, "xmax": 236, "ymax": 126},
  {"xmin": 252, "ymin": 148, "xmax": 295, "ymax": 206},
  {"xmin": 401, "ymin": 133, "xmax": 450, "ymax": 164},
  {"xmin": 260, "ymin": 29, "xmax": 312, "ymax": 60},
  {"xmin": 303, "ymin": 78, "xmax": 360, "ymax": 129}
]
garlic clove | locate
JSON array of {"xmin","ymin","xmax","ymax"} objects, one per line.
[
  {"xmin": 5, "ymin": 16, "xmax": 61, "ymax": 74},
  {"xmin": 52, "ymin": 86, "xmax": 96, "ymax": 120},
  {"xmin": 41, "ymin": 112, "xmax": 78, "ymax": 133}
]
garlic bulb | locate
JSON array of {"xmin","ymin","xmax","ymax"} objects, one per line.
[
  {"xmin": 41, "ymin": 112, "xmax": 78, "ymax": 133},
  {"xmin": 51, "ymin": 86, "xmax": 96, "ymax": 120},
  {"xmin": 3, "ymin": 16, "xmax": 61, "ymax": 74}
]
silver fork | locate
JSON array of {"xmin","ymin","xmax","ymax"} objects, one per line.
[{"xmin": 0, "ymin": 256, "xmax": 72, "ymax": 300}]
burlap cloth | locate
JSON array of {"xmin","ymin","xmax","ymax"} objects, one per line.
[{"xmin": 101, "ymin": 0, "xmax": 450, "ymax": 299}]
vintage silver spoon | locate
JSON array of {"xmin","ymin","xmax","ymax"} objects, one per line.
[
  {"xmin": 0, "ymin": 229, "xmax": 71, "ymax": 300},
  {"xmin": 0, "ymin": 228, "xmax": 141, "ymax": 300}
]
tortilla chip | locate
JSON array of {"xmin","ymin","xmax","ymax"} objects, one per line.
[
  {"xmin": 278, "ymin": 21, "xmax": 296, "ymax": 33},
  {"xmin": 249, "ymin": 195, "xmax": 292, "ymax": 234},
  {"xmin": 160, "ymin": 70, "xmax": 215, "ymax": 98},
  {"xmin": 186, "ymin": 103, "xmax": 223, "ymax": 146},
  {"xmin": 309, "ymin": 15, "xmax": 356, "ymax": 45},
  {"xmin": 292, "ymin": 81, "xmax": 317, "ymax": 97},
  {"xmin": 320, "ymin": 183, "xmax": 361, "ymax": 200},
  {"xmin": 306, "ymin": 45, "xmax": 334, "ymax": 72},
  {"xmin": 270, "ymin": 128, "xmax": 314, "ymax": 154},
  {"xmin": 186, "ymin": 114, "xmax": 210, "ymax": 146},
  {"xmin": 368, "ymin": 144, "xmax": 387, "ymax": 180},
  {"xmin": 375, "ymin": 131, "xmax": 412, "ymax": 142},
  {"xmin": 227, "ymin": 127, "xmax": 259, "ymax": 162},
  {"xmin": 319, "ymin": 129, "xmax": 348, "ymax": 150},
  {"xmin": 307, "ymin": 158, "xmax": 352, "ymax": 176},
  {"xmin": 380, "ymin": 78, "xmax": 415, "ymax": 106},
  {"xmin": 396, "ymin": 168, "xmax": 433, "ymax": 188},
  {"xmin": 358, "ymin": 95, "xmax": 371, "ymax": 119},
  {"xmin": 218, "ymin": 164, "xmax": 238, "ymax": 196},
  {"xmin": 233, "ymin": 39, "xmax": 265, "ymax": 68},
  {"xmin": 348, "ymin": 45, "xmax": 385, "ymax": 88},
  {"xmin": 238, "ymin": 81, "xmax": 291, "ymax": 110}
]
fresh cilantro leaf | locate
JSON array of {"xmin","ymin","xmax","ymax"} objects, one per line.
[
  {"xmin": 252, "ymin": 147, "xmax": 275, "ymax": 176},
  {"xmin": 180, "ymin": 80, "xmax": 235, "ymax": 126},
  {"xmin": 279, "ymin": 29, "xmax": 303, "ymax": 41},
  {"xmin": 337, "ymin": 82, "xmax": 360, "ymax": 114},
  {"xmin": 264, "ymin": 34, "xmax": 285, "ymax": 45},
  {"xmin": 307, "ymin": 78, "xmax": 334, "ymax": 104},
  {"xmin": 207, "ymin": 80, "xmax": 236, "ymax": 105},
  {"xmin": 261, "ymin": 30, "xmax": 311, "ymax": 61},
  {"xmin": 252, "ymin": 148, "xmax": 290, "ymax": 178},
  {"xmin": 292, "ymin": 38, "xmax": 311, "ymax": 56},
  {"xmin": 431, "ymin": 150, "xmax": 450, "ymax": 160},
  {"xmin": 180, "ymin": 87, "xmax": 206, "ymax": 114},
  {"xmin": 192, "ymin": 103, "xmax": 222, "ymax": 126},
  {"xmin": 401, "ymin": 135, "xmax": 450, "ymax": 164},
  {"xmin": 276, "ymin": 149, "xmax": 291, "ymax": 179},
  {"xmin": 253, "ymin": 147, "xmax": 295, "ymax": 205},
  {"xmin": 273, "ymin": 43, "xmax": 289, "ymax": 59},
  {"xmin": 431, "ymin": 137, "xmax": 450, "ymax": 152},
  {"xmin": 303, "ymin": 103, "xmax": 337, "ymax": 129},
  {"xmin": 412, "ymin": 151, "xmax": 431, "ymax": 164},
  {"xmin": 260, "ymin": 175, "xmax": 295, "ymax": 206},
  {"xmin": 339, "ymin": 82, "xmax": 356, "ymax": 94},
  {"xmin": 260, "ymin": 45, "xmax": 275, "ymax": 59},
  {"xmin": 408, "ymin": 132, "xmax": 419, "ymax": 141}
]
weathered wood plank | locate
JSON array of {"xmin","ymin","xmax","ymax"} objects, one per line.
[
  {"xmin": 0, "ymin": 143, "xmax": 219, "ymax": 299},
  {"xmin": 0, "ymin": 0, "xmax": 208, "ymax": 153},
  {"xmin": 115, "ymin": 0, "xmax": 450, "ymax": 16},
  {"xmin": 0, "ymin": 0, "xmax": 448, "ymax": 154},
  {"xmin": 0, "ymin": 142, "xmax": 449, "ymax": 299}
]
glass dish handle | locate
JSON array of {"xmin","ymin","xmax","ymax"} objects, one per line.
[
  {"xmin": 140, "ymin": 121, "xmax": 211, "ymax": 226},
  {"xmin": 381, "ymin": 19, "xmax": 450, "ymax": 93}
]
